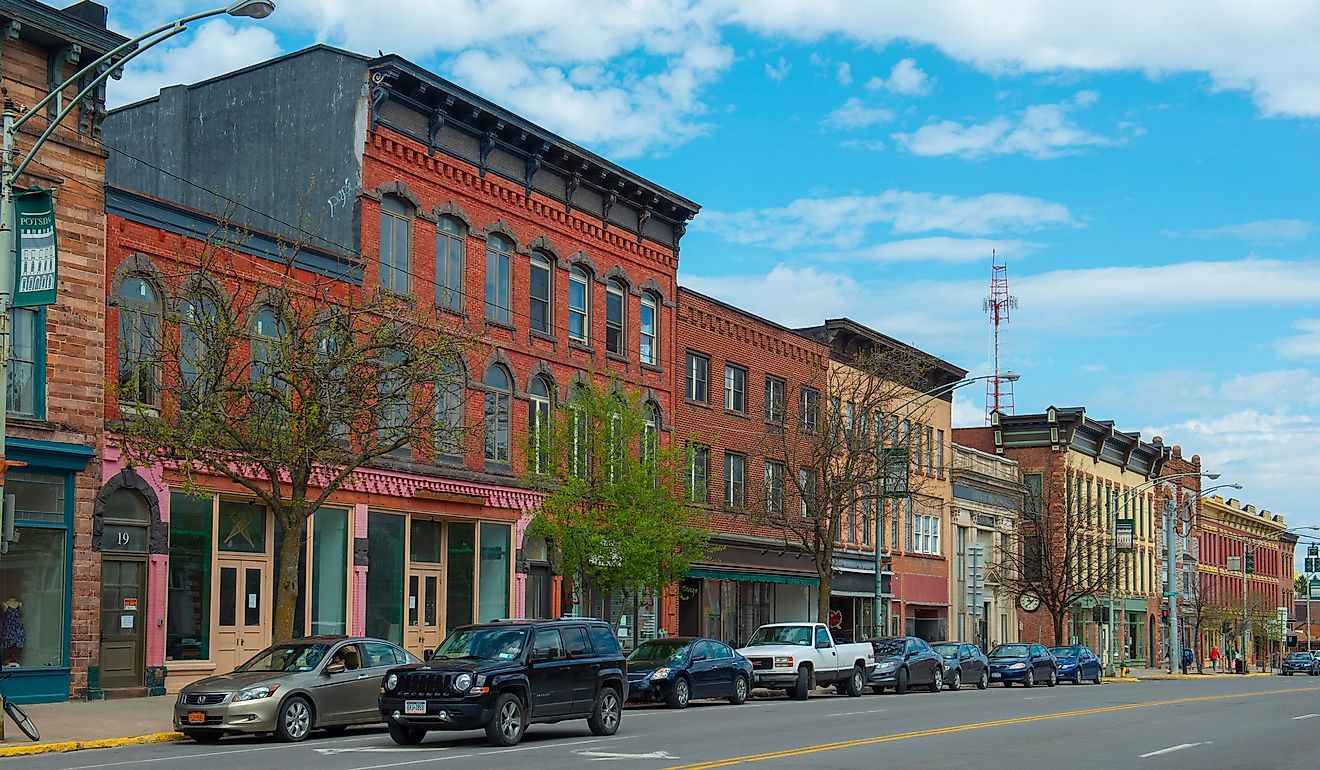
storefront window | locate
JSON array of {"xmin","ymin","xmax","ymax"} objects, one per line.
[
  {"xmin": 410, "ymin": 519, "xmax": 441, "ymax": 563},
  {"xmin": 167, "ymin": 493, "xmax": 212, "ymax": 661},
  {"xmin": 477, "ymin": 523, "xmax": 510, "ymax": 623},
  {"xmin": 218, "ymin": 500, "xmax": 266, "ymax": 553},
  {"xmin": 11, "ymin": 471, "xmax": 62, "ymax": 523},
  {"xmin": 446, "ymin": 522, "xmax": 475, "ymax": 631},
  {"xmin": 0, "ymin": 527, "xmax": 63, "ymax": 668},
  {"xmin": 310, "ymin": 508, "xmax": 348, "ymax": 636},
  {"xmin": 366, "ymin": 512, "xmax": 405, "ymax": 643}
]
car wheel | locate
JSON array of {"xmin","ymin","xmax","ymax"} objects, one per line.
[
  {"xmin": 1024, "ymin": 669, "xmax": 1035, "ymax": 688},
  {"xmin": 791, "ymin": 667, "xmax": 812, "ymax": 701},
  {"xmin": 1072, "ymin": 670, "xmax": 1082, "ymax": 685},
  {"xmin": 1285, "ymin": 671, "xmax": 1292, "ymax": 676},
  {"xmin": 929, "ymin": 669, "xmax": 943, "ymax": 693},
  {"xmin": 486, "ymin": 692, "xmax": 527, "ymax": 746},
  {"xmin": 588, "ymin": 687, "xmax": 623, "ymax": 736},
  {"xmin": 1093, "ymin": 668, "xmax": 1103, "ymax": 684},
  {"xmin": 274, "ymin": 696, "xmax": 313, "ymax": 743},
  {"xmin": 895, "ymin": 667, "xmax": 909, "ymax": 694},
  {"xmin": 185, "ymin": 730, "xmax": 223, "ymax": 744},
  {"xmin": 1047, "ymin": 669, "xmax": 1057, "ymax": 687},
  {"xmin": 844, "ymin": 666, "xmax": 865, "ymax": 697},
  {"xmin": 729, "ymin": 674, "xmax": 750, "ymax": 705},
  {"xmin": 388, "ymin": 723, "xmax": 427, "ymax": 746},
  {"xmin": 977, "ymin": 670, "xmax": 988, "ymax": 690},
  {"xmin": 948, "ymin": 670, "xmax": 961, "ymax": 691},
  {"xmin": 667, "ymin": 677, "xmax": 691, "ymax": 709}
]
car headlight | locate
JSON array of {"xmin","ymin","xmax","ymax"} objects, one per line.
[
  {"xmin": 650, "ymin": 667, "xmax": 673, "ymax": 679},
  {"xmin": 773, "ymin": 656, "xmax": 794, "ymax": 667},
  {"xmin": 235, "ymin": 684, "xmax": 279, "ymax": 701},
  {"xmin": 385, "ymin": 673, "xmax": 399, "ymax": 691},
  {"xmin": 876, "ymin": 660, "xmax": 898, "ymax": 671},
  {"xmin": 453, "ymin": 673, "xmax": 474, "ymax": 693},
  {"xmin": 1009, "ymin": 663, "xmax": 1027, "ymax": 670}
]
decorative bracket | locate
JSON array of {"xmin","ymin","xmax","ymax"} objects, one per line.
[
  {"xmin": 368, "ymin": 69, "xmax": 398, "ymax": 131},
  {"xmin": 47, "ymin": 43, "xmax": 81, "ymax": 121},
  {"xmin": 523, "ymin": 141, "xmax": 548, "ymax": 196},
  {"xmin": 478, "ymin": 120, "xmax": 504, "ymax": 177},
  {"xmin": 426, "ymin": 95, "xmax": 454, "ymax": 155}
]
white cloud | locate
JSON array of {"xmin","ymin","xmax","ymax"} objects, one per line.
[
  {"xmin": 765, "ymin": 56, "xmax": 792, "ymax": 82},
  {"xmin": 693, "ymin": 190, "xmax": 1076, "ymax": 250},
  {"xmin": 820, "ymin": 97, "xmax": 894, "ymax": 130},
  {"xmin": 1173, "ymin": 219, "xmax": 1313, "ymax": 245},
  {"xmin": 680, "ymin": 265, "xmax": 861, "ymax": 327},
  {"xmin": 836, "ymin": 61, "xmax": 853, "ymax": 85},
  {"xmin": 841, "ymin": 236, "xmax": 1042, "ymax": 264},
  {"xmin": 1277, "ymin": 318, "xmax": 1320, "ymax": 360},
  {"xmin": 952, "ymin": 394, "xmax": 988, "ymax": 428},
  {"xmin": 840, "ymin": 138, "xmax": 888, "ymax": 151},
  {"xmin": 866, "ymin": 57, "xmax": 932, "ymax": 96},
  {"xmin": 107, "ymin": 19, "xmax": 282, "ymax": 107},
  {"xmin": 893, "ymin": 91, "xmax": 1117, "ymax": 159}
]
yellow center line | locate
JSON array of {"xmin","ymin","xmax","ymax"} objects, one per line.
[{"xmin": 664, "ymin": 685, "xmax": 1320, "ymax": 770}]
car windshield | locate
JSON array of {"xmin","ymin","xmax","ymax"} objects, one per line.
[
  {"xmin": 1288, "ymin": 652, "xmax": 1312, "ymax": 660},
  {"xmin": 1049, "ymin": 647, "xmax": 1079, "ymax": 659},
  {"xmin": 932, "ymin": 643, "xmax": 960, "ymax": 659},
  {"xmin": 746, "ymin": 626, "xmax": 812, "ymax": 646},
  {"xmin": 237, "ymin": 643, "xmax": 331, "ymax": 673},
  {"xmin": 871, "ymin": 639, "xmax": 906, "ymax": 656},
  {"xmin": 990, "ymin": 645, "xmax": 1030, "ymax": 659},
  {"xmin": 628, "ymin": 641, "xmax": 692, "ymax": 663},
  {"xmin": 433, "ymin": 627, "xmax": 528, "ymax": 661}
]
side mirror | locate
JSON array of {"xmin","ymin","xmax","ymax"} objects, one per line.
[{"xmin": 325, "ymin": 662, "xmax": 346, "ymax": 675}]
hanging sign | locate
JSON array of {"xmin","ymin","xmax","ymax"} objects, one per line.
[
  {"xmin": 13, "ymin": 187, "xmax": 57, "ymax": 307},
  {"xmin": 1115, "ymin": 519, "xmax": 1135, "ymax": 552}
]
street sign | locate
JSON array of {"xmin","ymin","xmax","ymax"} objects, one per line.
[
  {"xmin": 1309, "ymin": 577, "xmax": 1320, "ymax": 597},
  {"xmin": 12, "ymin": 187, "xmax": 57, "ymax": 307},
  {"xmin": 1116, "ymin": 519, "xmax": 1135, "ymax": 551},
  {"xmin": 882, "ymin": 448, "xmax": 909, "ymax": 498}
]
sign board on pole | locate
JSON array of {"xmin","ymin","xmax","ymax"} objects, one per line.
[
  {"xmin": 12, "ymin": 188, "xmax": 57, "ymax": 307},
  {"xmin": 1309, "ymin": 577, "xmax": 1320, "ymax": 597},
  {"xmin": 1115, "ymin": 519, "xmax": 1135, "ymax": 551},
  {"xmin": 882, "ymin": 448, "xmax": 909, "ymax": 498}
]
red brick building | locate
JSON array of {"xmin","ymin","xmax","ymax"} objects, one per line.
[{"xmin": 99, "ymin": 45, "xmax": 698, "ymax": 691}]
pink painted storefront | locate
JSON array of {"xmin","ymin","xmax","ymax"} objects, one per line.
[{"xmin": 98, "ymin": 445, "xmax": 543, "ymax": 693}]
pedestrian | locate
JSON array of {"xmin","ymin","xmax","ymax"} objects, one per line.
[
  {"xmin": 1180, "ymin": 648, "xmax": 1192, "ymax": 675},
  {"xmin": 1210, "ymin": 646, "xmax": 1220, "ymax": 672}
]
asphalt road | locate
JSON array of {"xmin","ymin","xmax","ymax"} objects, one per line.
[{"xmin": 13, "ymin": 676, "xmax": 1320, "ymax": 770}]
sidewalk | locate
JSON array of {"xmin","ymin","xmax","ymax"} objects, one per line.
[
  {"xmin": 0, "ymin": 695, "xmax": 181, "ymax": 758},
  {"xmin": 1107, "ymin": 665, "xmax": 1274, "ymax": 681}
]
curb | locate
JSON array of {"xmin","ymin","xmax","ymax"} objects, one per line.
[
  {"xmin": 0, "ymin": 731, "xmax": 184, "ymax": 758},
  {"xmin": 1103, "ymin": 677, "xmax": 1140, "ymax": 683}
]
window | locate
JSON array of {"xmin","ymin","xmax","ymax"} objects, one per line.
[
  {"xmin": 914, "ymin": 508, "xmax": 941, "ymax": 555},
  {"xmin": 936, "ymin": 429, "xmax": 945, "ymax": 475},
  {"xmin": 485, "ymin": 233, "xmax": 513, "ymax": 324},
  {"xmin": 446, "ymin": 522, "xmax": 476, "ymax": 629},
  {"xmin": 0, "ymin": 475, "xmax": 65, "ymax": 668},
  {"xmin": 250, "ymin": 308, "xmax": 284, "ymax": 396},
  {"xmin": 118, "ymin": 276, "xmax": 159, "ymax": 406},
  {"xmin": 724, "ymin": 452, "xmax": 745, "ymax": 509},
  {"xmin": 532, "ymin": 629, "xmax": 565, "ymax": 660},
  {"xmin": 642, "ymin": 402, "xmax": 659, "ymax": 472},
  {"xmin": 799, "ymin": 467, "xmax": 816, "ymax": 517},
  {"xmin": 605, "ymin": 279, "xmax": 626, "ymax": 355},
  {"xmin": 925, "ymin": 425, "xmax": 935, "ymax": 472},
  {"xmin": 815, "ymin": 626, "xmax": 832, "ymax": 647},
  {"xmin": 640, "ymin": 293, "xmax": 658, "ymax": 365},
  {"xmin": 685, "ymin": 352, "xmax": 709, "ymax": 402},
  {"xmin": 764, "ymin": 460, "xmax": 784, "ymax": 516},
  {"xmin": 379, "ymin": 196, "xmax": 412, "ymax": 295},
  {"xmin": 724, "ymin": 364, "xmax": 746, "ymax": 412},
  {"xmin": 478, "ymin": 523, "xmax": 511, "ymax": 623},
  {"xmin": 310, "ymin": 507, "xmax": 349, "ymax": 635},
  {"xmin": 483, "ymin": 364, "xmax": 511, "ymax": 464},
  {"xmin": 568, "ymin": 267, "xmax": 590, "ymax": 342},
  {"xmin": 800, "ymin": 387, "xmax": 819, "ymax": 433},
  {"xmin": 528, "ymin": 375, "xmax": 553, "ymax": 473},
  {"xmin": 569, "ymin": 388, "xmax": 589, "ymax": 478},
  {"xmin": 529, "ymin": 253, "xmax": 553, "ymax": 333},
  {"xmin": 167, "ymin": 493, "xmax": 211, "ymax": 661},
  {"xmin": 765, "ymin": 376, "xmax": 786, "ymax": 423},
  {"xmin": 436, "ymin": 360, "xmax": 465, "ymax": 459},
  {"xmin": 7, "ymin": 307, "xmax": 41, "ymax": 417},
  {"xmin": 860, "ymin": 485, "xmax": 871, "ymax": 545},
  {"xmin": 378, "ymin": 348, "xmax": 409, "ymax": 452},
  {"xmin": 365, "ymin": 511, "xmax": 405, "ymax": 643},
  {"xmin": 562, "ymin": 626, "xmax": 592, "ymax": 657},
  {"xmin": 687, "ymin": 444, "xmax": 709, "ymax": 503},
  {"xmin": 436, "ymin": 216, "xmax": 465, "ymax": 311},
  {"xmin": 179, "ymin": 294, "xmax": 219, "ymax": 410}
]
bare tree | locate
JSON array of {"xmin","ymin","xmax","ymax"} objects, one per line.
[
  {"xmin": 749, "ymin": 347, "xmax": 941, "ymax": 625},
  {"xmin": 113, "ymin": 219, "xmax": 473, "ymax": 642},
  {"xmin": 996, "ymin": 456, "xmax": 1123, "ymax": 645},
  {"xmin": 1185, "ymin": 573, "xmax": 1237, "ymax": 673}
]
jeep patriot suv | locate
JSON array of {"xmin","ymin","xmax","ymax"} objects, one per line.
[{"xmin": 379, "ymin": 618, "xmax": 627, "ymax": 746}]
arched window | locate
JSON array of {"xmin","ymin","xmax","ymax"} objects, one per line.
[
  {"xmin": 640, "ymin": 292, "xmax": 659, "ymax": 365},
  {"xmin": 102, "ymin": 488, "xmax": 150, "ymax": 554},
  {"xmin": 642, "ymin": 401, "xmax": 660, "ymax": 471},
  {"xmin": 180, "ymin": 292, "xmax": 221, "ymax": 410},
  {"xmin": 528, "ymin": 375, "xmax": 553, "ymax": 473},
  {"xmin": 436, "ymin": 215, "xmax": 465, "ymax": 312},
  {"xmin": 378, "ymin": 347, "xmax": 410, "ymax": 454},
  {"xmin": 380, "ymin": 196, "xmax": 412, "ymax": 295},
  {"xmin": 529, "ymin": 253, "xmax": 553, "ymax": 334},
  {"xmin": 118, "ymin": 276, "xmax": 160, "ymax": 406},
  {"xmin": 568, "ymin": 266, "xmax": 590, "ymax": 343},
  {"xmin": 483, "ymin": 364, "xmax": 512, "ymax": 464},
  {"xmin": 250, "ymin": 307, "xmax": 284, "ymax": 392},
  {"xmin": 436, "ymin": 359, "xmax": 466, "ymax": 459},
  {"xmin": 605, "ymin": 279, "xmax": 626, "ymax": 355},
  {"xmin": 485, "ymin": 233, "xmax": 513, "ymax": 324}
]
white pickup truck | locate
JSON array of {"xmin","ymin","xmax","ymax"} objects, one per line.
[{"xmin": 736, "ymin": 623, "xmax": 876, "ymax": 700}]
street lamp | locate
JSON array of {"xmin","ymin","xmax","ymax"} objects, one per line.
[
  {"xmin": 872, "ymin": 371, "xmax": 1020, "ymax": 638},
  {"xmin": 0, "ymin": 4, "xmax": 276, "ymax": 521}
]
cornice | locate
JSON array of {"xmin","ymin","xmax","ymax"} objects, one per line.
[{"xmin": 680, "ymin": 302, "xmax": 828, "ymax": 370}]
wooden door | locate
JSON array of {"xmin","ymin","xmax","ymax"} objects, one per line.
[
  {"xmin": 99, "ymin": 558, "xmax": 146, "ymax": 689},
  {"xmin": 405, "ymin": 565, "xmax": 444, "ymax": 657},
  {"xmin": 212, "ymin": 557, "xmax": 271, "ymax": 673}
]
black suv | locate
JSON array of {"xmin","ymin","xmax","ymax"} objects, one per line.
[{"xmin": 379, "ymin": 619, "xmax": 627, "ymax": 747}]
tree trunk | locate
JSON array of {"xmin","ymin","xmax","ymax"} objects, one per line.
[
  {"xmin": 272, "ymin": 511, "xmax": 307, "ymax": 643},
  {"xmin": 816, "ymin": 568, "xmax": 833, "ymax": 625},
  {"xmin": 1051, "ymin": 609, "xmax": 1066, "ymax": 646}
]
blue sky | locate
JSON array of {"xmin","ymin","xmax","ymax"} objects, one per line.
[{"xmin": 104, "ymin": 2, "xmax": 1320, "ymax": 557}]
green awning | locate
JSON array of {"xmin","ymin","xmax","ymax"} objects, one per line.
[{"xmin": 686, "ymin": 568, "xmax": 819, "ymax": 587}]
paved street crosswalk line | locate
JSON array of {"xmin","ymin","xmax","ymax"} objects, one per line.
[{"xmin": 1139, "ymin": 742, "xmax": 1203, "ymax": 758}]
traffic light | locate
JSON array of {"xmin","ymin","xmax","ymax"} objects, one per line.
[
  {"xmin": 1161, "ymin": 607, "xmax": 1169, "ymax": 622},
  {"xmin": 1244, "ymin": 551, "xmax": 1254, "ymax": 574}
]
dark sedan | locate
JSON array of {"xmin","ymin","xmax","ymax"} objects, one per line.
[
  {"xmin": 931, "ymin": 642, "xmax": 989, "ymax": 690},
  {"xmin": 1281, "ymin": 651, "xmax": 1319, "ymax": 676},
  {"xmin": 866, "ymin": 636, "xmax": 944, "ymax": 694},
  {"xmin": 987, "ymin": 643, "xmax": 1058, "ymax": 687},
  {"xmin": 1049, "ymin": 645, "xmax": 1103, "ymax": 685},
  {"xmin": 626, "ymin": 638, "xmax": 753, "ymax": 708}
]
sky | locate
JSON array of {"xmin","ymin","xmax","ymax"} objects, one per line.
[{"xmin": 102, "ymin": 1, "xmax": 1320, "ymax": 564}]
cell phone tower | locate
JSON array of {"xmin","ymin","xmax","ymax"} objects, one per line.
[{"xmin": 983, "ymin": 249, "xmax": 1017, "ymax": 424}]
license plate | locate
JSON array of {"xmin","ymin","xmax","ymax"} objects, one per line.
[
  {"xmin": 990, "ymin": 673, "xmax": 1000, "ymax": 678},
  {"xmin": 404, "ymin": 700, "xmax": 427, "ymax": 715},
  {"xmin": 187, "ymin": 711, "xmax": 206, "ymax": 724}
]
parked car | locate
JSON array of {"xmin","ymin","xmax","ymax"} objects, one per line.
[
  {"xmin": 379, "ymin": 618, "xmax": 627, "ymax": 747},
  {"xmin": 867, "ymin": 636, "xmax": 944, "ymax": 694},
  {"xmin": 931, "ymin": 642, "xmax": 989, "ymax": 690},
  {"xmin": 1048, "ymin": 645, "xmax": 1104, "ymax": 685},
  {"xmin": 626, "ymin": 637, "xmax": 753, "ymax": 708},
  {"xmin": 737, "ymin": 623, "xmax": 876, "ymax": 700},
  {"xmin": 174, "ymin": 636, "xmax": 419, "ymax": 743},
  {"xmin": 987, "ymin": 643, "xmax": 1058, "ymax": 687},
  {"xmin": 1281, "ymin": 651, "xmax": 1320, "ymax": 676}
]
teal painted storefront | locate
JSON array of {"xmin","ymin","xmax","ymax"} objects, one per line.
[{"xmin": 0, "ymin": 437, "xmax": 95, "ymax": 704}]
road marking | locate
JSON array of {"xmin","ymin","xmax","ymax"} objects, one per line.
[
  {"xmin": 1020, "ymin": 696, "xmax": 1054, "ymax": 701},
  {"xmin": 577, "ymin": 749, "xmax": 679, "ymax": 760},
  {"xmin": 1139, "ymin": 743, "xmax": 1204, "ymax": 758},
  {"xmin": 1292, "ymin": 713, "xmax": 1319, "ymax": 720},
  {"xmin": 663, "ymin": 686, "xmax": 1320, "ymax": 770},
  {"xmin": 824, "ymin": 709, "xmax": 886, "ymax": 717},
  {"xmin": 349, "ymin": 736, "xmax": 628, "ymax": 770}
]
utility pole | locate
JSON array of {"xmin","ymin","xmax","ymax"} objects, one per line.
[{"xmin": 1165, "ymin": 498, "xmax": 1179, "ymax": 674}]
